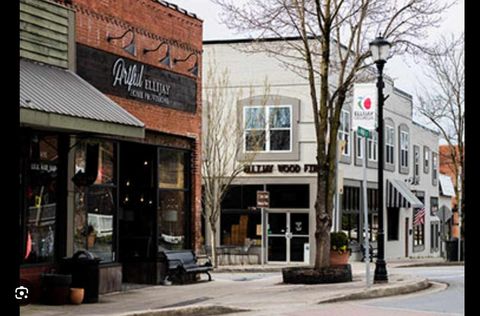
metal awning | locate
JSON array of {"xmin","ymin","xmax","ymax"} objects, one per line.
[
  {"xmin": 20, "ymin": 59, "xmax": 145, "ymax": 139},
  {"xmin": 386, "ymin": 179, "xmax": 424, "ymax": 208}
]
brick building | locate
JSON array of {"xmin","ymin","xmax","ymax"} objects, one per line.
[
  {"xmin": 20, "ymin": 0, "xmax": 202, "ymax": 301},
  {"xmin": 439, "ymin": 144, "xmax": 462, "ymax": 238}
]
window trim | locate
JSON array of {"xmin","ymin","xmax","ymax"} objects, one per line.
[
  {"xmin": 339, "ymin": 109, "xmax": 351, "ymax": 157},
  {"xmin": 368, "ymin": 131, "xmax": 378, "ymax": 162},
  {"xmin": 424, "ymin": 146, "xmax": 430, "ymax": 174},
  {"xmin": 385, "ymin": 123, "xmax": 395, "ymax": 167},
  {"xmin": 400, "ymin": 130, "xmax": 409, "ymax": 168},
  {"xmin": 244, "ymin": 104, "xmax": 293, "ymax": 153},
  {"xmin": 432, "ymin": 152, "xmax": 438, "ymax": 186}
]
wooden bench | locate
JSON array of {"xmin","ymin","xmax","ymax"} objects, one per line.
[{"xmin": 159, "ymin": 250, "xmax": 213, "ymax": 284}]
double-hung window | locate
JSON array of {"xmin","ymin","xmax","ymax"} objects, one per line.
[
  {"xmin": 385, "ymin": 125, "xmax": 394, "ymax": 164},
  {"xmin": 368, "ymin": 132, "xmax": 378, "ymax": 161},
  {"xmin": 244, "ymin": 105, "xmax": 292, "ymax": 152},
  {"xmin": 432, "ymin": 152, "xmax": 438, "ymax": 185},
  {"xmin": 400, "ymin": 131, "xmax": 409, "ymax": 168},
  {"xmin": 424, "ymin": 147, "xmax": 430, "ymax": 173},
  {"xmin": 414, "ymin": 145, "xmax": 420, "ymax": 180},
  {"xmin": 339, "ymin": 110, "xmax": 350, "ymax": 156}
]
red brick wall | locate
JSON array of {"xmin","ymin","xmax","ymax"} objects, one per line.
[{"xmin": 58, "ymin": 0, "xmax": 203, "ymax": 250}]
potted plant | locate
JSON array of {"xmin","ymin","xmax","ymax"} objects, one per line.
[{"xmin": 330, "ymin": 231, "xmax": 350, "ymax": 266}]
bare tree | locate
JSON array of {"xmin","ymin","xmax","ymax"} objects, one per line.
[
  {"xmin": 417, "ymin": 33, "xmax": 464, "ymax": 236},
  {"xmin": 202, "ymin": 60, "xmax": 270, "ymax": 267},
  {"xmin": 213, "ymin": 0, "xmax": 453, "ymax": 269}
]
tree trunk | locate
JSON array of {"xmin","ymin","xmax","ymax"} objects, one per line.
[
  {"xmin": 208, "ymin": 223, "xmax": 218, "ymax": 268},
  {"xmin": 314, "ymin": 166, "xmax": 331, "ymax": 269}
]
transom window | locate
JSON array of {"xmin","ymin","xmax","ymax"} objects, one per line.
[
  {"xmin": 400, "ymin": 131, "xmax": 409, "ymax": 168},
  {"xmin": 339, "ymin": 110, "xmax": 350, "ymax": 156},
  {"xmin": 385, "ymin": 125, "xmax": 394, "ymax": 164},
  {"xmin": 244, "ymin": 105, "xmax": 292, "ymax": 152}
]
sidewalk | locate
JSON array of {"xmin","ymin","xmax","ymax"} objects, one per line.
[{"xmin": 20, "ymin": 260, "xmax": 444, "ymax": 316}]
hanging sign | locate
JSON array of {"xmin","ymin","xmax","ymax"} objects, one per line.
[
  {"xmin": 352, "ymin": 83, "xmax": 377, "ymax": 131},
  {"xmin": 256, "ymin": 191, "xmax": 270, "ymax": 208}
]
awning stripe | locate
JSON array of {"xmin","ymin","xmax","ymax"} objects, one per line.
[{"xmin": 386, "ymin": 179, "xmax": 424, "ymax": 208}]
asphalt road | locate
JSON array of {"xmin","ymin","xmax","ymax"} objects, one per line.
[
  {"xmin": 363, "ymin": 266, "xmax": 464, "ymax": 315},
  {"xmin": 280, "ymin": 265, "xmax": 464, "ymax": 316}
]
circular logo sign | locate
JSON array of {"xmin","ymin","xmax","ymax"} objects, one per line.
[{"xmin": 363, "ymin": 97, "xmax": 372, "ymax": 110}]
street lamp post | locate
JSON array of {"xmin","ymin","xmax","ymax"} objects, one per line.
[{"xmin": 369, "ymin": 35, "xmax": 391, "ymax": 283}]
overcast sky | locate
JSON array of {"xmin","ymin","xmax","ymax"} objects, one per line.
[{"xmin": 172, "ymin": 0, "xmax": 464, "ymax": 103}]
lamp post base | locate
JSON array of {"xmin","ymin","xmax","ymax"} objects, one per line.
[{"xmin": 373, "ymin": 259, "xmax": 388, "ymax": 283}]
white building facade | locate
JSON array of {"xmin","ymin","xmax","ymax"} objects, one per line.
[{"xmin": 203, "ymin": 39, "xmax": 441, "ymax": 264}]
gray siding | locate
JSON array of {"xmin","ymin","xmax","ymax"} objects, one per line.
[{"xmin": 20, "ymin": 0, "xmax": 74, "ymax": 69}]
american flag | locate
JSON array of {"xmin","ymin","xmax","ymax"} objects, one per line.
[{"xmin": 414, "ymin": 207, "xmax": 425, "ymax": 225}]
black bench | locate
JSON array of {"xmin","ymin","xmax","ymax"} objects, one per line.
[
  {"xmin": 360, "ymin": 243, "xmax": 378, "ymax": 262},
  {"xmin": 159, "ymin": 250, "xmax": 213, "ymax": 284}
]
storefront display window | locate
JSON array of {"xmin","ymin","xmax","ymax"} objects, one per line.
[
  {"xmin": 23, "ymin": 134, "xmax": 58, "ymax": 264},
  {"xmin": 158, "ymin": 149, "xmax": 189, "ymax": 250},
  {"xmin": 221, "ymin": 211, "xmax": 261, "ymax": 246},
  {"xmin": 413, "ymin": 193, "xmax": 425, "ymax": 251},
  {"xmin": 74, "ymin": 140, "xmax": 116, "ymax": 262}
]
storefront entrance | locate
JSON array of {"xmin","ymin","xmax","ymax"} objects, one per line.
[{"xmin": 267, "ymin": 212, "xmax": 309, "ymax": 263}]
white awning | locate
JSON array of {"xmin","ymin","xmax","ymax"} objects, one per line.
[
  {"xmin": 386, "ymin": 179, "xmax": 424, "ymax": 208},
  {"xmin": 439, "ymin": 174, "xmax": 456, "ymax": 197}
]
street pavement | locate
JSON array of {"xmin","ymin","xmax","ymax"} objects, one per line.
[{"xmin": 20, "ymin": 259, "xmax": 463, "ymax": 316}]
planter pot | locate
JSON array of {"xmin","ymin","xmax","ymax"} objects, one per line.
[
  {"xmin": 330, "ymin": 251, "xmax": 349, "ymax": 266},
  {"xmin": 87, "ymin": 234, "xmax": 96, "ymax": 248},
  {"xmin": 70, "ymin": 288, "xmax": 84, "ymax": 305}
]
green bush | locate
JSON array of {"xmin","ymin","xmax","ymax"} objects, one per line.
[{"xmin": 330, "ymin": 232, "xmax": 349, "ymax": 254}]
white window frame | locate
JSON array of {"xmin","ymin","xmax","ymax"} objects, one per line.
[
  {"xmin": 244, "ymin": 105, "xmax": 292, "ymax": 153},
  {"xmin": 432, "ymin": 152, "xmax": 438, "ymax": 183},
  {"xmin": 424, "ymin": 148, "xmax": 430, "ymax": 173},
  {"xmin": 368, "ymin": 132, "xmax": 378, "ymax": 162},
  {"xmin": 339, "ymin": 110, "xmax": 350, "ymax": 157},
  {"xmin": 356, "ymin": 133, "xmax": 363, "ymax": 159},
  {"xmin": 414, "ymin": 146, "xmax": 420, "ymax": 178},
  {"xmin": 385, "ymin": 125, "xmax": 394, "ymax": 164},
  {"xmin": 400, "ymin": 131, "xmax": 409, "ymax": 168}
]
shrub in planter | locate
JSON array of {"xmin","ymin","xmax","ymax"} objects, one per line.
[{"xmin": 330, "ymin": 232, "xmax": 350, "ymax": 266}]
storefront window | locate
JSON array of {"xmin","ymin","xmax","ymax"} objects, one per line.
[
  {"xmin": 413, "ymin": 193, "xmax": 425, "ymax": 250},
  {"xmin": 23, "ymin": 134, "xmax": 58, "ymax": 264},
  {"xmin": 158, "ymin": 149, "xmax": 189, "ymax": 250},
  {"xmin": 221, "ymin": 211, "xmax": 261, "ymax": 246},
  {"xmin": 74, "ymin": 140, "xmax": 116, "ymax": 262}
]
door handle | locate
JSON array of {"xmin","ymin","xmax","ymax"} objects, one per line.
[{"xmin": 285, "ymin": 232, "xmax": 293, "ymax": 239}]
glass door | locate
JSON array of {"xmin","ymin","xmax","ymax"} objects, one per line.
[
  {"xmin": 267, "ymin": 212, "xmax": 309, "ymax": 263},
  {"xmin": 267, "ymin": 213, "xmax": 287, "ymax": 262},
  {"xmin": 289, "ymin": 213, "xmax": 309, "ymax": 262}
]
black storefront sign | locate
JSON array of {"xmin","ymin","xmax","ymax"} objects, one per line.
[{"xmin": 76, "ymin": 44, "xmax": 196, "ymax": 112}]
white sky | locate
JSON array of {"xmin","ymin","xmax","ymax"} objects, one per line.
[{"xmin": 172, "ymin": 0, "xmax": 464, "ymax": 113}]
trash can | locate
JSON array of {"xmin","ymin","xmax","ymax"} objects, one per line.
[
  {"xmin": 445, "ymin": 239, "xmax": 464, "ymax": 261},
  {"xmin": 40, "ymin": 273, "xmax": 72, "ymax": 305},
  {"xmin": 60, "ymin": 250, "xmax": 101, "ymax": 303}
]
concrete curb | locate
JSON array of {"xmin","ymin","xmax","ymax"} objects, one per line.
[
  {"xmin": 114, "ymin": 305, "xmax": 250, "ymax": 316},
  {"xmin": 317, "ymin": 279, "xmax": 431, "ymax": 304},
  {"xmin": 395, "ymin": 262, "xmax": 464, "ymax": 268}
]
